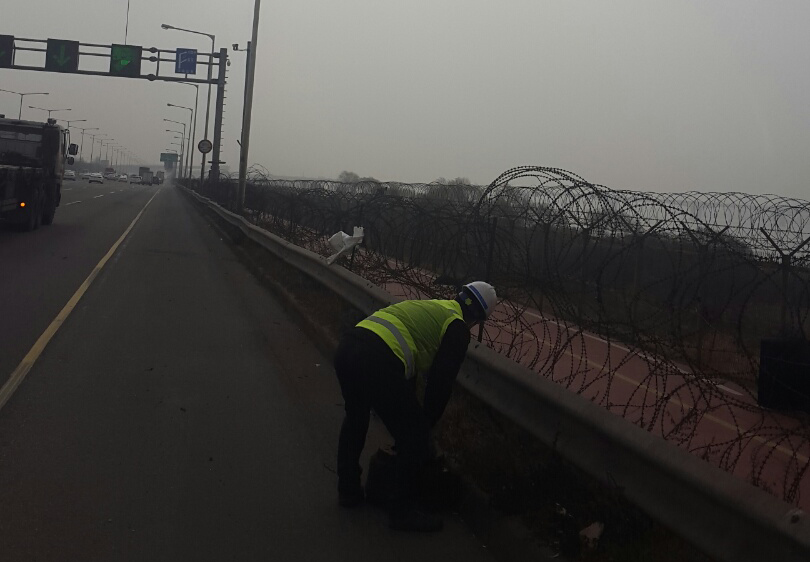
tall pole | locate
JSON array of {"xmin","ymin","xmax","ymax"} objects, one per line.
[
  {"xmin": 189, "ymin": 84, "xmax": 198, "ymax": 179},
  {"xmin": 185, "ymin": 111, "xmax": 192, "ymax": 178},
  {"xmin": 125, "ymin": 0, "xmax": 131, "ymax": 44},
  {"xmin": 174, "ymin": 136, "xmax": 185, "ymax": 177},
  {"xmin": 211, "ymin": 48, "xmax": 227, "ymax": 184},
  {"xmin": 238, "ymin": 0, "xmax": 262, "ymax": 213},
  {"xmin": 200, "ymin": 35, "xmax": 215, "ymax": 185},
  {"xmin": 167, "ymin": 107, "xmax": 193, "ymax": 177},
  {"xmin": 0, "ymin": 91, "xmax": 49, "ymax": 120},
  {"xmin": 77, "ymin": 127, "xmax": 97, "ymax": 163}
]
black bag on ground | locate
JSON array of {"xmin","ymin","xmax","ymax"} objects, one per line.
[{"xmin": 364, "ymin": 448, "xmax": 462, "ymax": 511}]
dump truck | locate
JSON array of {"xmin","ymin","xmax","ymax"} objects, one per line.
[{"xmin": 0, "ymin": 116, "xmax": 78, "ymax": 230}]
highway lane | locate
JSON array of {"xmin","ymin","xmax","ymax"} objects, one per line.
[
  {"xmin": 0, "ymin": 178, "xmax": 156, "ymax": 380},
  {"xmin": 0, "ymin": 185, "xmax": 494, "ymax": 560}
]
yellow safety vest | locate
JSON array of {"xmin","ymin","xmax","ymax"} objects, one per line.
[{"xmin": 357, "ymin": 299, "xmax": 464, "ymax": 379}]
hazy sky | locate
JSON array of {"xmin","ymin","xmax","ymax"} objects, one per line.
[{"xmin": 2, "ymin": 1, "xmax": 809, "ymax": 197}]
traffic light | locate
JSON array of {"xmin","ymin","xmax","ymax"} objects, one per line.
[
  {"xmin": 45, "ymin": 39, "xmax": 79, "ymax": 73},
  {"xmin": 110, "ymin": 44, "xmax": 142, "ymax": 77},
  {"xmin": 0, "ymin": 35, "xmax": 13, "ymax": 68}
]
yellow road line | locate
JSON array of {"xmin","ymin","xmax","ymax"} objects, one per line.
[{"xmin": 0, "ymin": 188, "xmax": 161, "ymax": 411}]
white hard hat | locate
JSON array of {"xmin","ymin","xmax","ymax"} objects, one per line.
[{"xmin": 463, "ymin": 281, "xmax": 497, "ymax": 319}]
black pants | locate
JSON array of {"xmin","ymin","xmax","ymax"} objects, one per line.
[{"xmin": 334, "ymin": 327, "xmax": 430, "ymax": 506}]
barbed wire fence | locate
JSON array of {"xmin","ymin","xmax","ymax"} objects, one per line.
[{"xmin": 184, "ymin": 165, "xmax": 810, "ymax": 505}]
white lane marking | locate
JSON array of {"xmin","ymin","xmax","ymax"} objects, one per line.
[
  {"xmin": 109, "ymin": 191, "xmax": 115, "ymax": 194},
  {"xmin": 94, "ymin": 195, "xmax": 104, "ymax": 199},
  {"xmin": 0, "ymin": 188, "xmax": 162, "ymax": 412},
  {"xmin": 65, "ymin": 201, "xmax": 82, "ymax": 206},
  {"xmin": 63, "ymin": 188, "xmax": 73, "ymax": 191}
]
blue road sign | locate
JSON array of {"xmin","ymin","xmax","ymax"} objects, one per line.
[{"xmin": 175, "ymin": 48, "xmax": 197, "ymax": 75}]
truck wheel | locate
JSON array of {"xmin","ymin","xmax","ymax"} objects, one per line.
[
  {"xmin": 41, "ymin": 184, "xmax": 57, "ymax": 225},
  {"xmin": 21, "ymin": 187, "xmax": 43, "ymax": 231}
]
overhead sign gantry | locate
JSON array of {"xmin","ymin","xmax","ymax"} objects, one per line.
[{"xmin": 0, "ymin": 35, "xmax": 228, "ymax": 181}]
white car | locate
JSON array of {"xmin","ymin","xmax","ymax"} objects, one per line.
[
  {"xmin": 88, "ymin": 172, "xmax": 104, "ymax": 184},
  {"xmin": 129, "ymin": 175, "xmax": 142, "ymax": 184},
  {"xmin": 64, "ymin": 170, "xmax": 77, "ymax": 181},
  {"xmin": 80, "ymin": 171, "xmax": 92, "ymax": 179},
  {"xmin": 117, "ymin": 174, "xmax": 128, "ymax": 183}
]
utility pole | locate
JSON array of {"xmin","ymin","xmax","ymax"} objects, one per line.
[{"xmin": 238, "ymin": 0, "xmax": 262, "ymax": 213}]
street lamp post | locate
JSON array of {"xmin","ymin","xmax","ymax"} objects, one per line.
[
  {"xmin": 164, "ymin": 118, "xmax": 187, "ymax": 177},
  {"xmin": 28, "ymin": 106, "xmax": 71, "ymax": 120},
  {"xmin": 89, "ymin": 133, "xmax": 107, "ymax": 164},
  {"xmin": 169, "ymin": 141, "xmax": 182, "ymax": 176},
  {"xmin": 0, "ymin": 90, "xmax": 49, "ymax": 119},
  {"xmin": 170, "ymin": 137, "xmax": 184, "ymax": 176},
  {"xmin": 100, "ymin": 139, "xmax": 115, "ymax": 165},
  {"xmin": 76, "ymin": 127, "xmax": 99, "ymax": 163},
  {"xmin": 161, "ymin": 23, "xmax": 215, "ymax": 186},
  {"xmin": 167, "ymin": 103, "xmax": 193, "ymax": 178},
  {"xmin": 59, "ymin": 119, "xmax": 87, "ymax": 130},
  {"xmin": 178, "ymin": 82, "xmax": 199, "ymax": 185}
]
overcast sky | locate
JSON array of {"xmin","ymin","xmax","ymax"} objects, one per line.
[{"xmin": 2, "ymin": 1, "xmax": 809, "ymax": 197}]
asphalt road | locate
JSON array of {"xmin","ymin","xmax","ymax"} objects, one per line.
[{"xmin": 0, "ymin": 182, "xmax": 493, "ymax": 561}]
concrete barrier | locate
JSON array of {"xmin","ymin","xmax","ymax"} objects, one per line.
[{"xmin": 185, "ymin": 187, "xmax": 810, "ymax": 562}]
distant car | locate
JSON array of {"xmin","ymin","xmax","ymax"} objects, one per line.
[
  {"xmin": 88, "ymin": 172, "xmax": 104, "ymax": 184},
  {"xmin": 104, "ymin": 173, "xmax": 117, "ymax": 180},
  {"xmin": 129, "ymin": 175, "xmax": 142, "ymax": 184},
  {"xmin": 64, "ymin": 170, "xmax": 77, "ymax": 181},
  {"xmin": 117, "ymin": 174, "xmax": 128, "ymax": 183},
  {"xmin": 80, "ymin": 171, "xmax": 92, "ymax": 179}
]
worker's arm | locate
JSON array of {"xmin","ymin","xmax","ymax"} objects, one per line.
[{"xmin": 423, "ymin": 319, "xmax": 471, "ymax": 428}]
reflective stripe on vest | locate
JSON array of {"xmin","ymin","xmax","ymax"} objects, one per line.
[{"xmin": 366, "ymin": 315, "xmax": 415, "ymax": 377}]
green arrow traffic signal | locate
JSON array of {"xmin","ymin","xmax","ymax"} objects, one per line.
[
  {"xmin": 45, "ymin": 39, "xmax": 79, "ymax": 72},
  {"xmin": 0, "ymin": 35, "xmax": 13, "ymax": 68},
  {"xmin": 110, "ymin": 44, "xmax": 142, "ymax": 77}
]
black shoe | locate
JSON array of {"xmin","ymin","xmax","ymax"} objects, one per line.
[
  {"xmin": 338, "ymin": 486, "xmax": 364, "ymax": 508},
  {"xmin": 389, "ymin": 508, "xmax": 443, "ymax": 532}
]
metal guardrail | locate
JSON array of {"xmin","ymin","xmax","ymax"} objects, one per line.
[{"xmin": 184, "ymin": 186, "xmax": 810, "ymax": 562}]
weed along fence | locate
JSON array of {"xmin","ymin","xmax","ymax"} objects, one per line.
[{"xmin": 180, "ymin": 166, "xmax": 810, "ymax": 561}]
